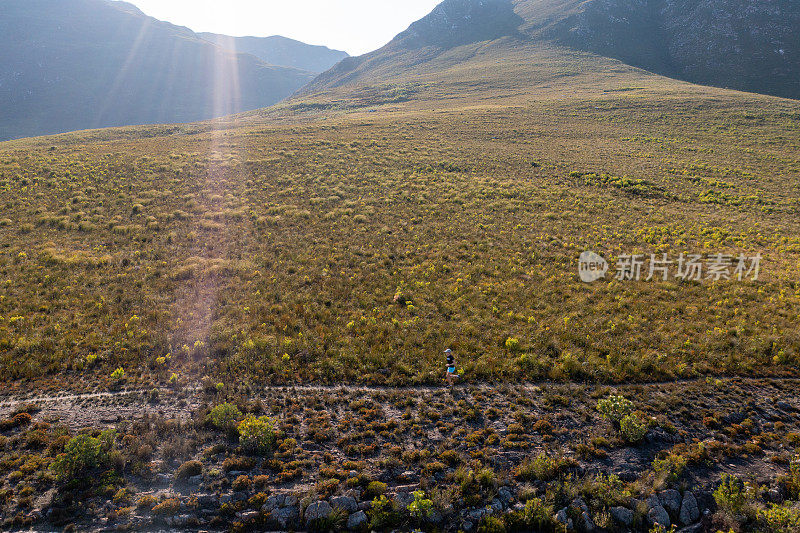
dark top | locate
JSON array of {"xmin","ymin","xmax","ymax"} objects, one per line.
[{"xmin": 446, "ymin": 354, "xmax": 454, "ymax": 367}]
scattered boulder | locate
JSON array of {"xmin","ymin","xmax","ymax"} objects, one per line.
[
  {"xmin": 679, "ymin": 491, "xmax": 700, "ymax": 525},
  {"xmin": 648, "ymin": 505, "xmax": 671, "ymax": 528},
  {"xmin": 347, "ymin": 510, "xmax": 368, "ymax": 530},
  {"xmin": 305, "ymin": 500, "xmax": 333, "ymax": 523},
  {"xmin": 331, "ymin": 495, "xmax": 358, "ymax": 514},
  {"xmin": 572, "ymin": 498, "xmax": 590, "ymax": 514},
  {"xmin": 393, "ymin": 491, "xmax": 415, "ymax": 509},
  {"xmin": 497, "ymin": 487, "xmax": 513, "ymax": 506},
  {"xmin": 398, "ymin": 470, "xmax": 420, "ymax": 483},
  {"xmin": 262, "ymin": 494, "xmax": 286, "ymax": 513},
  {"xmin": 555, "ymin": 508, "xmax": 573, "ymax": 530},
  {"xmin": 610, "ymin": 506, "xmax": 634, "ymax": 526},
  {"xmin": 196, "ymin": 494, "xmax": 217, "ymax": 510},
  {"xmin": 581, "ymin": 510, "xmax": 596, "ymax": 532},
  {"xmin": 659, "ymin": 489, "xmax": 682, "ymax": 516},
  {"xmin": 273, "ymin": 505, "xmax": 300, "ymax": 529}
]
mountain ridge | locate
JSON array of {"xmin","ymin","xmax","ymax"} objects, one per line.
[
  {"xmin": 198, "ymin": 33, "xmax": 348, "ymax": 73},
  {"xmin": 302, "ymin": 0, "xmax": 800, "ymax": 101},
  {"xmin": 0, "ymin": 0, "xmax": 326, "ymax": 140}
]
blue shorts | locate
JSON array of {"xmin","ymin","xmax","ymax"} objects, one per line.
[{"xmin": 447, "ymin": 367, "xmax": 456, "ymax": 374}]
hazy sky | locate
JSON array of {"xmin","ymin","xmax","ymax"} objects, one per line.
[{"xmin": 123, "ymin": 0, "xmax": 442, "ymax": 56}]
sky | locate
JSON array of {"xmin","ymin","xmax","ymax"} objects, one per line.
[{"xmin": 123, "ymin": 0, "xmax": 443, "ymax": 56}]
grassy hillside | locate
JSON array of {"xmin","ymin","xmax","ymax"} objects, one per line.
[{"xmin": 1, "ymin": 37, "xmax": 798, "ymax": 392}]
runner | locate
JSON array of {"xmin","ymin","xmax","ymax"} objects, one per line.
[{"xmin": 444, "ymin": 348, "xmax": 459, "ymax": 386}]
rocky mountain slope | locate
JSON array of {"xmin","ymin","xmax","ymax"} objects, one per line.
[
  {"xmin": 304, "ymin": 0, "xmax": 800, "ymax": 100},
  {"xmin": 198, "ymin": 33, "xmax": 348, "ymax": 73},
  {"xmin": 0, "ymin": 0, "xmax": 316, "ymax": 140},
  {"xmin": 546, "ymin": 0, "xmax": 800, "ymax": 100}
]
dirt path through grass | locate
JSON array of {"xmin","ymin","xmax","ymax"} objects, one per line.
[{"xmin": 2, "ymin": 376, "xmax": 798, "ymax": 430}]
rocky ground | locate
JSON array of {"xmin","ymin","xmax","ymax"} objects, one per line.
[{"xmin": 1, "ymin": 378, "xmax": 799, "ymax": 531}]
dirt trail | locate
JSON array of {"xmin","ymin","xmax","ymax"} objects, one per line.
[{"xmin": 1, "ymin": 377, "xmax": 798, "ymax": 430}]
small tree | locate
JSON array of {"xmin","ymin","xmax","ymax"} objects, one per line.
[{"xmin": 51, "ymin": 430, "xmax": 115, "ymax": 481}]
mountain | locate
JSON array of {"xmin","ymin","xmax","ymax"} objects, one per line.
[
  {"xmin": 198, "ymin": 33, "xmax": 348, "ymax": 73},
  {"xmin": 0, "ymin": 0, "xmax": 316, "ymax": 141},
  {"xmin": 302, "ymin": 0, "xmax": 800, "ymax": 100},
  {"xmin": 546, "ymin": 0, "xmax": 800, "ymax": 100}
]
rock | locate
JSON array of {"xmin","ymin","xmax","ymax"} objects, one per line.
[
  {"xmin": 463, "ymin": 520, "xmax": 474, "ymax": 532},
  {"xmin": 393, "ymin": 491, "xmax": 415, "ymax": 509},
  {"xmin": 429, "ymin": 509, "xmax": 443, "ymax": 524},
  {"xmin": 347, "ymin": 510, "xmax": 367, "ymax": 530},
  {"xmin": 767, "ymin": 486, "xmax": 785, "ymax": 504},
  {"xmin": 647, "ymin": 494, "xmax": 661, "ymax": 509},
  {"xmin": 555, "ymin": 508, "xmax": 573, "ymax": 530},
  {"xmin": 305, "ymin": 501, "xmax": 332, "ymax": 523},
  {"xmin": 572, "ymin": 498, "xmax": 589, "ymax": 514},
  {"xmin": 331, "ymin": 496, "xmax": 358, "ymax": 514},
  {"xmin": 155, "ymin": 473, "xmax": 170, "ymax": 485},
  {"xmin": 197, "ymin": 494, "xmax": 217, "ymax": 510},
  {"xmin": 284, "ymin": 494, "xmax": 299, "ymax": 507},
  {"xmin": 357, "ymin": 501, "xmax": 371, "ymax": 511},
  {"xmin": 776, "ymin": 401, "xmax": 794, "ymax": 412},
  {"xmin": 239, "ymin": 510, "xmax": 259, "ymax": 521},
  {"xmin": 679, "ymin": 491, "xmax": 700, "ymax": 525},
  {"xmin": 497, "ymin": 487, "xmax": 513, "ymax": 505},
  {"xmin": 659, "ymin": 489, "xmax": 682, "ymax": 516},
  {"xmin": 272, "ymin": 505, "xmax": 300, "ymax": 529},
  {"xmin": 469, "ymin": 508, "xmax": 486, "ymax": 521},
  {"xmin": 648, "ymin": 505, "xmax": 671, "ymax": 528},
  {"xmin": 581, "ymin": 511, "xmax": 595, "ymax": 532},
  {"xmin": 610, "ymin": 506, "xmax": 634, "ymax": 526},
  {"xmin": 489, "ymin": 499, "xmax": 503, "ymax": 513},
  {"xmin": 262, "ymin": 494, "xmax": 285, "ymax": 513},
  {"xmin": 188, "ymin": 475, "xmax": 202, "ymax": 486},
  {"xmin": 677, "ymin": 524, "xmax": 704, "ymax": 533},
  {"xmin": 723, "ymin": 411, "xmax": 746, "ymax": 424},
  {"xmin": 398, "ymin": 470, "xmax": 420, "ymax": 482}
]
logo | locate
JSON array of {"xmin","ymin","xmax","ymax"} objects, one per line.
[{"xmin": 578, "ymin": 251, "xmax": 609, "ymax": 283}]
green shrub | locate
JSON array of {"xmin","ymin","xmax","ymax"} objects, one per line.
[
  {"xmin": 505, "ymin": 498, "xmax": 556, "ymax": 531},
  {"xmin": 620, "ymin": 413, "xmax": 648, "ymax": 444},
  {"xmin": 505, "ymin": 337, "xmax": 521, "ymax": 352},
  {"xmin": 597, "ymin": 395, "xmax": 634, "ymax": 425},
  {"xmin": 175, "ymin": 460, "xmax": 202, "ymax": 481},
  {"xmin": 208, "ymin": 403, "xmax": 243, "ymax": 431},
  {"xmin": 237, "ymin": 416, "xmax": 276, "ymax": 454},
  {"xmin": 515, "ymin": 453, "xmax": 567, "ymax": 482},
  {"xmin": 408, "ymin": 490, "xmax": 433, "ymax": 519},
  {"xmin": 759, "ymin": 503, "xmax": 800, "ymax": 530},
  {"xmin": 713, "ymin": 474, "xmax": 747, "ymax": 515},
  {"xmin": 653, "ymin": 453, "xmax": 688, "ymax": 485},
  {"xmin": 363, "ymin": 480, "xmax": 388, "ymax": 499},
  {"xmin": 368, "ymin": 495, "xmax": 400, "ymax": 529},
  {"xmin": 478, "ymin": 515, "xmax": 507, "ymax": 533},
  {"xmin": 51, "ymin": 430, "xmax": 114, "ymax": 481},
  {"xmin": 151, "ymin": 497, "xmax": 181, "ymax": 515}
]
